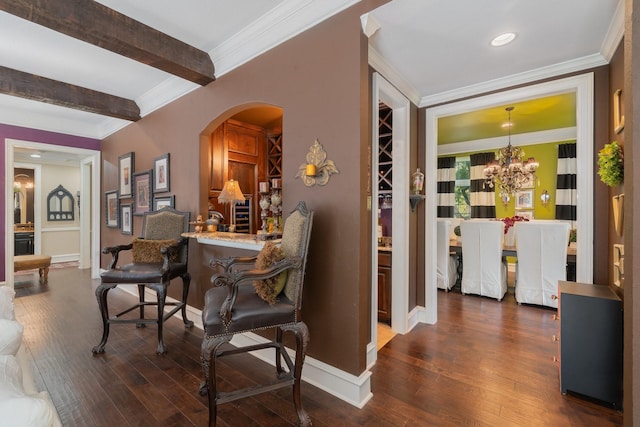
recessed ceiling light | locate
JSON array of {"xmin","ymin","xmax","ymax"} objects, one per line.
[
  {"xmin": 491, "ymin": 32, "xmax": 516, "ymax": 47},
  {"xmin": 30, "ymin": 153, "xmax": 41, "ymax": 158}
]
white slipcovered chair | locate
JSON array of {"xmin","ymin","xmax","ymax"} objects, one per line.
[
  {"xmin": 514, "ymin": 221, "xmax": 571, "ymax": 308},
  {"xmin": 436, "ymin": 219, "xmax": 458, "ymax": 291},
  {"xmin": 460, "ymin": 220, "xmax": 507, "ymax": 301}
]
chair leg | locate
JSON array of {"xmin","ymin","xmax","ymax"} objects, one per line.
[
  {"xmin": 155, "ymin": 286, "xmax": 167, "ymax": 355},
  {"xmin": 281, "ymin": 322, "xmax": 311, "ymax": 427},
  {"xmin": 136, "ymin": 284, "xmax": 146, "ymax": 328},
  {"xmin": 200, "ymin": 335, "xmax": 232, "ymax": 427},
  {"xmin": 92, "ymin": 283, "xmax": 117, "ymax": 354},
  {"xmin": 275, "ymin": 327, "xmax": 285, "ymax": 376},
  {"xmin": 181, "ymin": 273, "xmax": 194, "ymax": 328}
]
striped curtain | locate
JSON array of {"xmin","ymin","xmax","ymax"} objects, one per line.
[
  {"xmin": 470, "ymin": 152, "xmax": 496, "ymax": 218},
  {"xmin": 437, "ymin": 156, "xmax": 456, "ymax": 218},
  {"xmin": 556, "ymin": 143, "xmax": 577, "ymax": 221}
]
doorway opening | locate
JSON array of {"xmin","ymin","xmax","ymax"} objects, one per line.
[{"xmin": 5, "ymin": 139, "xmax": 101, "ymax": 289}]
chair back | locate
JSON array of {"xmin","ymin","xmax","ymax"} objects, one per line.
[
  {"xmin": 460, "ymin": 220, "xmax": 506, "ymax": 299},
  {"xmin": 141, "ymin": 208, "xmax": 190, "ymax": 263},
  {"xmin": 515, "ymin": 221, "xmax": 570, "ymax": 307},
  {"xmin": 436, "ymin": 219, "xmax": 456, "ymax": 290},
  {"xmin": 279, "ymin": 202, "xmax": 314, "ymax": 308}
]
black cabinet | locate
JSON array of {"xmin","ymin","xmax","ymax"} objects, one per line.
[
  {"xmin": 558, "ymin": 281, "xmax": 622, "ymax": 408},
  {"xmin": 15, "ymin": 231, "xmax": 34, "ymax": 255},
  {"xmin": 378, "ymin": 251, "xmax": 391, "ymax": 325}
]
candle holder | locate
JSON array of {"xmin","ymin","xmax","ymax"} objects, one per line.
[
  {"xmin": 295, "ymin": 139, "xmax": 339, "ymax": 187},
  {"xmin": 270, "ymin": 186, "xmax": 282, "ymax": 234},
  {"xmin": 258, "ymin": 192, "xmax": 271, "ymax": 234}
]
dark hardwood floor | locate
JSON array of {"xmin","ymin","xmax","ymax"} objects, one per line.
[{"xmin": 13, "ymin": 267, "xmax": 622, "ymax": 426}]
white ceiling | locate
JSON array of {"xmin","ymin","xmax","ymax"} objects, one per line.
[{"xmin": 0, "ymin": 0, "xmax": 624, "ymax": 143}]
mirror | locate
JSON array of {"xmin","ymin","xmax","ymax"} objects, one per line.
[
  {"xmin": 47, "ymin": 185, "xmax": 75, "ymax": 221},
  {"xmin": 13, "ymin": 170, "xmax": 34, "ymax": 225}
]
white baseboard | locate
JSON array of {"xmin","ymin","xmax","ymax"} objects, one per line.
[
  {"xmin": 119, "ymin": 286, "xmax": 373, "ymax": 408},
  {"xmin": 51, "ymin": 253, "xmax": 79, "ymax": 264}
]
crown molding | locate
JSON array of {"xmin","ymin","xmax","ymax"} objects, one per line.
[
  {"xmin": 367, "ymin": 46, "xmax": 421, "ymax": 106},
  {"xmin": 210, "ymin": 0, "xmax": 359, "ymax": 78},
  {"xmin": 419, "ymin": 53, "xmax": 608, "ymax": 108},
  {"xmin": 600, "ymin": 0, "xmax": 625, "ymax": 61}
]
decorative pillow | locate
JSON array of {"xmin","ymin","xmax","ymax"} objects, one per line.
[
  {"xmin": 0, "ymin": 319, "xmax": 23, "ymax": 356},
  {"xmin": 131, "ymin": 238, "xmax": 179, "ymax": 263},
  {"xmin": 0, "ymin": 286, "xmax": 16, "ymax": 320},
  {"xmin": 253, "ymin": 242, "xmax": 288, "ymax": 305}
]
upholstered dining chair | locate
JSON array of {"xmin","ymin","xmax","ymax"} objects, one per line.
[
  {"xmin": 460, "ymin": 220, "xmax": 507, "ymax": 301},
  {"xmin": 514, "ymin": 221, "xmax": 571, "ymax": 308},
  {"xmin": 436, "ymin": 219, "xmax": 458, "ymax": 291},
  {"xmin": 93, "ymin": 207, "xmax": 193, "ymax": 355},
  {"xmin": 200, "ymin": 201, "xmax": 313, "ymax": 427}
]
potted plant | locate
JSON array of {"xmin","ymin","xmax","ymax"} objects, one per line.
[
  {"xmin": 597, "ymin": 141, "xmax": 624, "ymax": 187},
  {"xmin": 569, "ymin": 228, "xmax": 577, "ymax": 249}
]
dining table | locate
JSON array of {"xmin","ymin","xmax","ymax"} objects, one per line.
[{"xmin": 449, "ymin": 239, "xmax": 577, "ymax": 285}]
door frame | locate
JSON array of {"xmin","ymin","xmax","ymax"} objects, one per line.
[
  {"xmin": 5, "ymin": 139, "xmax": 101, "ymax": 288},
  {"xmin": 423, "ymin": 73, "xmax": 594, "ymax": 323},
  {"xmin": 369, "ymin": 73, "xmax": 411, "ymax": 366}
]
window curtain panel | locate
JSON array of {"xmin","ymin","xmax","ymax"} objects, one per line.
[
  {"xmin": 556, "ymin": 143, "xmax": 577, "ymax": 221},
  {"xmin": 437, "ymin": 156, "xmax": 456, "ymax": 218},
  {"xmin": 470, "ymin": 152, "xmax": 496, "ymax": 218}
]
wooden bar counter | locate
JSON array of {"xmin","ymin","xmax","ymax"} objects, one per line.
[{"xmin": 182, "ymin": 232, "xmax": 281, "ymax": 310}]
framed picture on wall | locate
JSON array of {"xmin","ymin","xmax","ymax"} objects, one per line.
[
  {"xmin": 153, "ymin": 194, "xmax": 175, "ymax": 211},
  {"xmin": 118, "ymin": 152, "xmax": 135, "ymax": 198},
  {"xmin": 133, "ymin": 169, "xmax": 153, "ymax": 216},
  {"xmin": 120, "ymin": 203, "xmax": 133, "ymax": 235},
  {"xmin": 153, "ymin": 153, "xmax": 170, "ymax": 194},
  {"xmin": 105, "ymin": 190, "xmax": 119, "ymax": 228},
  {"xmin": 515, "ymin": 189, "xmax": 534, "ymax": 210}
]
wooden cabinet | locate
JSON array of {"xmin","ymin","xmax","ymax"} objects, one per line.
[
  {"xmin": 556, "ymin": 281, "xmax": 622, "ymax": 408},
  {"xmin": 378, "ymin": 251, "xmax": 392, "ymax": 325}
]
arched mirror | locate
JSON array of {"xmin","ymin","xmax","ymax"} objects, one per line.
[{"xmin": 47, "ymin": 185, "xmax": 75, "ymax": 221}]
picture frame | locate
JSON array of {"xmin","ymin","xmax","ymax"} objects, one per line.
[
  {"xmin": 105, "ymin": 190, "xmax": 119, "ymax": 228},
  {"xmin": 118, "ymin": 152, "xmax": 135, "ymax": 198},
  {"xmin": 133, "ymin": 169, "xmax": 153, "ymax": 216},
  {"xmin": 518, "ymin": 210, "xmax": 534, "ymax": 220},
  {"xmin": 153, "ymin": 153, "xmax": 170, "ymax": 194},
  {"xmin": 515, "ymin": 189, "xmax": 534, "ymax": 210},
  {"xmin": 120, "ymin": 203, "xmax": 133, "ymax": 235},
  {"xmin": 153, "ymin": 194, "xmax": 175, "ymax": 211}
]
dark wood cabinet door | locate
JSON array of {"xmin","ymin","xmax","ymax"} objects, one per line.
[{"xmin": 378, "ymin": 252, "xmax": 392, "ymax": 324}]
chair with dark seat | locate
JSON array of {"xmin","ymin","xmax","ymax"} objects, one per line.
[
  {"xmin": 92, "ymin": 207, "xmax": 193, "ymax": 355},
  {"xmin": 200, "ymin": 201, "xmax": 313, "ymax": 427}
]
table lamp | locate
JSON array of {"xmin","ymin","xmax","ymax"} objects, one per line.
[{"xmin": 218, "ymin": 179, "xmax": 245, "ymax": 232}]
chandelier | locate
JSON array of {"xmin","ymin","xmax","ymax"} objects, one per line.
[{"xmin": 483, "ymin": 106, "xmax": 539, "ymax": 204}]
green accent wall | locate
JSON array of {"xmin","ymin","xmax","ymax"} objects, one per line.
[{"xmin": 440, "ymin": 139, "xmax": 576, "ymax": 220}]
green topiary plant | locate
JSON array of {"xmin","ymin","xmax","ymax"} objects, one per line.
[
  {"xmin": 454, "ymin": 225, "xmax": 461, "ymax": 237},
  {"xmin": 597, "ymin": 141, "xmax": 624, "ymax": 187}
]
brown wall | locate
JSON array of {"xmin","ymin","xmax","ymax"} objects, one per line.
[{"xmin": 100, "ymin": 1, "xmax": 388, "ymax": 376}]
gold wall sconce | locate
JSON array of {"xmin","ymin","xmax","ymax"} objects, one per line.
[
  {"xmin": 295, "ymin": 139, "xmax": 339, "ymax": 187},
  {"xmin": 540, "ymin": 189, "xmax": 550, "ymax": 207}
]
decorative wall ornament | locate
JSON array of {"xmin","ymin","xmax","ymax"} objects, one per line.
[
  {"xmin": 597, "ymin": 141, "xmax": 624, "ymax": 187},
  {"xmin": 295, "ymin": 139, "xmax": 339, "ymax": 187},
  {"xmin": 613, "ymin": 193, "xmax": 624, "ymax": 237},
  {"xmin": 614, "ymin": 89, "xmax": 625, "ymax": 134}
]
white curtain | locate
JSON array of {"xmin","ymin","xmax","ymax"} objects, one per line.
[
  {"xmin": 470, "ymin": 152, "xmax": 496, "ymax": 218},
  {"xmin": 437, "ymin": 156, "xmax": 456, "ymax": 218}
]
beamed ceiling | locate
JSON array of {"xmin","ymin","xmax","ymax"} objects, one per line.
[{"xmin": 0, "ymin": 0, "xmax": 624, "ymax": 140}]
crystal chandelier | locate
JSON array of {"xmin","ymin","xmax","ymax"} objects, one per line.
[{"xmin": 483, "ymin": 107, "xmax": 539, "ymax": 204}]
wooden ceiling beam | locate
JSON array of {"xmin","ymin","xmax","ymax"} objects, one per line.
[
  {"xmin": 0, "ymin": 66, "xmax": 141, "ymax": 121},
  {"xmin": 0, "ymin": 0, "xmax": 215, "ymax": 85}
]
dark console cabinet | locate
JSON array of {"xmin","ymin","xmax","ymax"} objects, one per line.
[
  {"xmin": 558, "ymin": 281, "xmax": 622, "ymax": 408},
  {"xmin": 15, "ymin": 231, "xmax": 34, "ymax": 256}
]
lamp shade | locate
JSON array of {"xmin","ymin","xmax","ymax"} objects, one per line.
[{"xmin": 218, "ymin": 179, "xmax": 245, "ymax": 204}]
